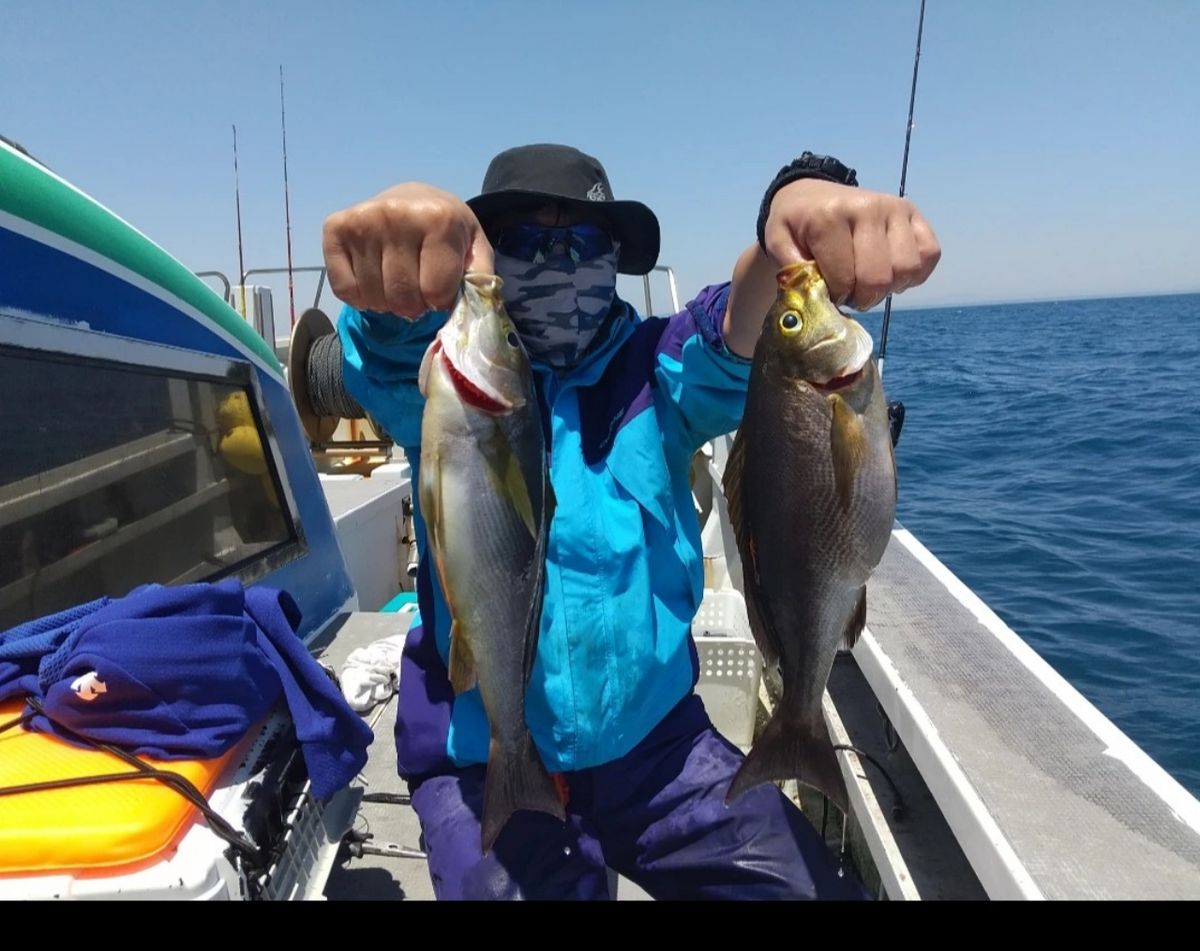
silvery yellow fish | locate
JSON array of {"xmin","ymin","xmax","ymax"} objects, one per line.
[{"xmin": 418, "ymin": 272, "xmax": 563, "ymax": 853}]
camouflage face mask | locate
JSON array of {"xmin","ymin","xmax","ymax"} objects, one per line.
[{"xmin": 494, "ymin": 247, "xmax": 620, "ymax": 370}]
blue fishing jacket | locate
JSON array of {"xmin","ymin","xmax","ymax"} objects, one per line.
[{"xmin": 338, "ymin": 284, "xmax": 750, "ymax": 775}]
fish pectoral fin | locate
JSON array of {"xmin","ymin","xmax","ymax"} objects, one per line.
[
  {"xmin": 843, "ymin": 586, "xmax": 867, "ymax": 650},
  {"xmin": 448, "ymin": 621, "xmax": 478, "ymax": 694},
  {"xmin": 482, "ymin": 431, "xmax": 539, "ymax": 539},
  {"xmin": 828, "ymin": 392, "xmax": 868, "ymax": 511}
]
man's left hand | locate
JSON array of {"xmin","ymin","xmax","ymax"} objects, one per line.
[{"xmin": 762, "ymin": 179, "xmax": 941, "ymax": 311}]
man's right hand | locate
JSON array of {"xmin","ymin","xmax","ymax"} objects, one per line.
[{"xmin": 322, "ymin": 183, "xmax": 494, "ymax": 320}]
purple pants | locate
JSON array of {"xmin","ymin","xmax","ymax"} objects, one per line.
[{"xmin": 408, "ymin": 694, "xmax": 867, "ymax": 900}]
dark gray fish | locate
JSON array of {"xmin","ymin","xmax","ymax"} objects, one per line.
[{"xmin": 724, "ymin": 261, "xmax": 897, "ymax": 809}]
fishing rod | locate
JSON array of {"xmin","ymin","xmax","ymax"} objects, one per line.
[
  {"xmin": 877, "ymin": 0, "xmax": 926, "ymax": 383},
  {"xmin": 232, "ymin": 124, "xmax": 247, "ymax": 318},
  {"xmin": 280, "ymin": 65, "xmax": 297, "ymax": 330}
]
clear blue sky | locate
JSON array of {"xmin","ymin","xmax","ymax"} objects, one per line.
[{"xmin": 4, "ymin": 0, "xmax": 1198, "ymax": 313}]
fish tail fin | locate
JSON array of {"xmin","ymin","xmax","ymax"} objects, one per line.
[
  {"xmin": 726, "ymin": 708, "xmax": 849, "ymax": 813},
  {"xmin": 481, "ymin": 733, "xmax": 567, "ymax": 854}
]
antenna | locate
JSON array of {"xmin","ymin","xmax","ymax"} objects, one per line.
[
  {"xmin": 280, "ymin": 65, "xmax": 296, "ymax": 329},
  {"xmin": 232, "ymin": 124, "xmax": 247, "ymax": 318}
]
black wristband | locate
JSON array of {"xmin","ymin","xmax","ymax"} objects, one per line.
[{"xmin": 756, "ymin": 152, "xmax": 858, "ymax": 253}]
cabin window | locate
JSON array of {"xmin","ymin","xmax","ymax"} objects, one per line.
[{"xmin": 0, "ymin": 347, "xmax": 296, "ymax": 630}]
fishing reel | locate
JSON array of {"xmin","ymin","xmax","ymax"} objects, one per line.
[{"xmin": 288, "ymin": 307, "xmax": 393, "ymax": 458}]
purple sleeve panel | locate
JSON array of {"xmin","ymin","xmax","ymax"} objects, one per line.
[
  {"xmin": 659, "ymin": 283, "xmax": 733, "ymax": 357},
  {"xmin": 575, "ymin": 287, "xmax": 752, "ymax": 465},
  {"xmin": 653, "ymin": 283, "xmax": 752, "ymax": 450}
]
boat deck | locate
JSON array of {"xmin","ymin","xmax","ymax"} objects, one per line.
[
  {"xmin": 852, "ymin": 526, "xmax": 1200, "ymax": 899},
  {"xmin": 315, "ymin": 612, "xmax": 435, "ymax": 901}
]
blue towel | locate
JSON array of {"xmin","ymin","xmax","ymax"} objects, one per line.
[{"xmin": 0, "ymin": 580, "xmax": 372, "ymax": 801}]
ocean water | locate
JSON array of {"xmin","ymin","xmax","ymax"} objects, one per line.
[{"xmin": 859, "ymin": 293, "xmax": 1200, "ymax": 796}]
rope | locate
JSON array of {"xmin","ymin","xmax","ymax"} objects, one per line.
[
  {"xmin": 0, "ymin": 698, "xmax": 265, "ymax": 866},
  {"xmin": 307, "ymin": 332, "xmax": 365, "ymax": 420}
]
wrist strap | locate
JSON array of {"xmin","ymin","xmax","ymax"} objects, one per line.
[{"xmin": 757, "ymin": 152, "xmax": 858, "ymax": 253}]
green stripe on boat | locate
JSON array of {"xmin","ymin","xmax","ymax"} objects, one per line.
[{"xmin": 0, "ymin": 144, "xmax": 282, "ymax": 372}]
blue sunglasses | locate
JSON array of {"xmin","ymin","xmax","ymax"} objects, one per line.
[{"xmin": 492, "ymin": 223, "xmax": 615, "ymax": 265}]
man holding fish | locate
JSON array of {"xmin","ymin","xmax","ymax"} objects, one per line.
[{"xmin": 323, "ymin": 144, "xmax": 940, "ymax": 900}]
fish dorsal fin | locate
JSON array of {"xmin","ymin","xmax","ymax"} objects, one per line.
[{"xmin": 723, "ymin": 428, "xmax": 784, "ymax": 671}]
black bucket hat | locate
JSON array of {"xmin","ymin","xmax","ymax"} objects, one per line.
[{"xmin": 467, "ymin": 144, "xmax": 660, "ymax": 276}]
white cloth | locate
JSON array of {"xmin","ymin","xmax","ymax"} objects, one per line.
[{"xmin": 340, "ymin": 633, "xmax": 407, "ymax": 713}]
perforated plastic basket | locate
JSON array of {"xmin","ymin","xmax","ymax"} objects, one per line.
[{"xmin": 692, "ymin": 590, "xmax": 761, "ymax": 749}]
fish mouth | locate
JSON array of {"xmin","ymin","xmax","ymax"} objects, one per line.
[
  {"xmin": 809, "ymin": 320, "xmax": 873, "ymax": 391},
  {"xmin": 813, "ymin": 365, "xmax": 866, "ymax": 392},
  {"xmin": 436, "ymin": 341, "xmax": 514, "ymax": 414}
]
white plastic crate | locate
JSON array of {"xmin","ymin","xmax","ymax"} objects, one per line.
[{"xmin": 692, "ymin": 590, "xmax": 761, "ymax": 750}]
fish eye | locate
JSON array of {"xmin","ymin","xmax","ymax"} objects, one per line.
[
  {"xmin": 779, "ymin": 311, "xmax": 802, "ymax": 333},
  {"xmin": 506, "ymin": 331, "xmax": 520, "ymax": 348}
]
